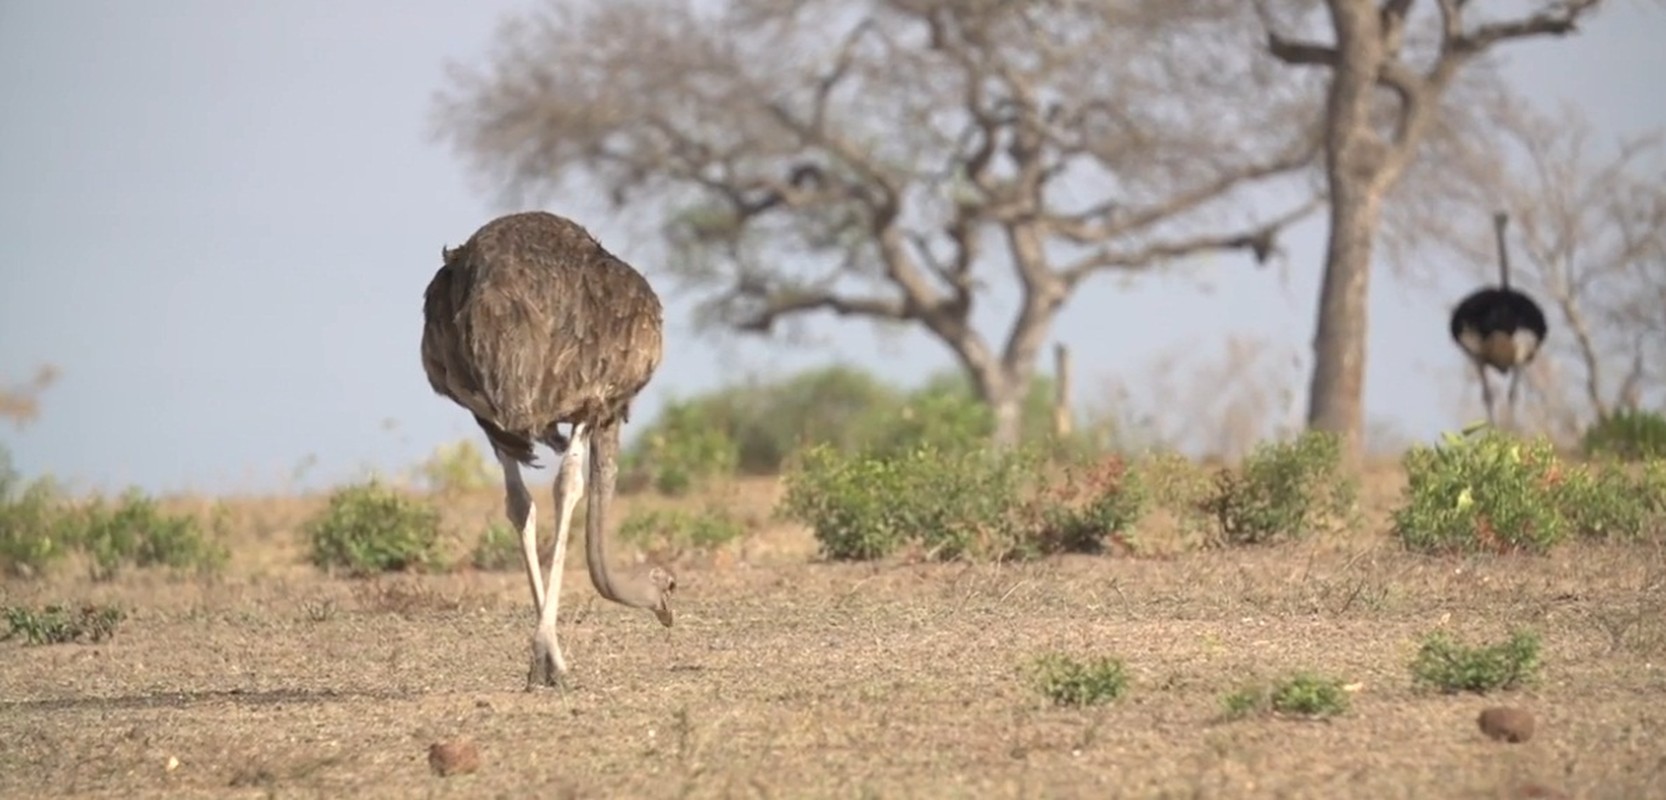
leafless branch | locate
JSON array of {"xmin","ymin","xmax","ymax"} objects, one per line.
[
  {"xmin": 1048, "ymin": 138, "xmax": 1322, "ymax": 245},
  {"xmin": 1061, "ymin": 198, "xmax": 1323, "ymax": 287},
  {"xmin": 728, "ymin": 286, "xmax": 910, "ymax": 334}
]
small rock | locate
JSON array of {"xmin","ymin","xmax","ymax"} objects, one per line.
[
  {"xmin": 427, "ymin": 740, "xmax": 480, "ymax": 776},
  {"xmin": 1512, "ymin": 783, "xmax": 1568, "ymax": 800},
  {"xmin": 1477, "ymin": 706, "xmax": 1535, "ymax": 743}
]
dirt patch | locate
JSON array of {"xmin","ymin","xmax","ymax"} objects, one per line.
[{"xmin": 2, "ymin": 475, "xmax": 1664, "ymax": 799}]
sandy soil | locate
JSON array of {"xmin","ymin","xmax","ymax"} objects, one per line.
[{"xmin": 2, "ymin": 475, "xmax": 1663, "ymax": 800}]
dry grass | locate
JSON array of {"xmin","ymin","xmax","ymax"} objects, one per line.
[{"xmin": 2, "ymin": 473, "xmax": 1664, "ymax": 799}]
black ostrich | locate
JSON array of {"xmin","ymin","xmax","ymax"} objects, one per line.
[
  {"xmin": 1448, "ymin": 212, "xmax": 1549, "ymax": 428},
  {"xmin": 421, "ymin": 211, "xmax": 673, "ymax": 689}
]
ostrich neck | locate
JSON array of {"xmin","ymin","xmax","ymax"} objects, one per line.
[
  {"xmin": 1493, "ymin": 214, "xmax": 1513, "ymax": 290},
  {"xmin": 583, "ymin": 424, "xmax": 658, "ymax": 609}
]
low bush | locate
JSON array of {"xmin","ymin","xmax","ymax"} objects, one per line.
[
  {"xmin": 3, "ymin": 603, "xmax": 125, "ymax": 645},
  {"xmin": 1556, "ymin": 460, "xmax": 1665, "ymax": 541},
  {"xmin": 74, "ymin": 491, "xmax": 229, "ymax": 580},
  {"xmin": 3, "ymin": 446, "xmax": 227, "ymax": 580},
  {"xmin": 1410, "ymin": 628, "xmax": 1541, "ymax": 694},
  {"xmin": 779, "ymin": 444, "xmax": 1034, "ymax": 561},
  {"xmin": 0, "ymin": 461, "xmax": 76, "ymax": 577},
  {"xmin": 1222, "ymin": 672, "xmax": 1350, "ymax": 720},
  {"xmin": 1026, "ymin": 454, "xmax": 1147, "ymax": 554},
  {"xmin": 413, "ymin": 439, "xmax": 495, "ymax": 494},
  {"xmin": 1028, "ymin": 653, "xmax": 1129, "ymax": 707},
  {"xmin": 1395, "ymin": 428, "xmax": 1567, "ymax": 553},
  {"xmin": 1582, "ymin": 408, "xmax": 1666, "ymax": 461},
  {"xmin": 1395, "ymin": 427, "xmax": 1664, "ymax": 553},
  {"xmin": 780, "ymin": 442, "xmax": 1148, "ymax": 562},
  {"xmin": 617, "ymin": 507, "xmax": 747, "ymax": 553},
  {"xmin": 622, "ymin": 366, "xmax": 1070, "ymax": 481},
  {"xmin": 305, "ymin": 480, "xmax": 443, "ymax": 576},
  {"xmin": 1201, "ymin": 432, "xmax": 1355, "ymax": 546},
  {"xmin": 470, "ymin": 522, "xmax": 522, "ymax": 572},
  {"xmin": 622, "ymin": 399, "xmax": 740, "ymax": 495}
]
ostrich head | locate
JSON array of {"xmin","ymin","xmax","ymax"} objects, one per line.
[{"xmin": 648, "ymin": 567, "xmax": 677, "ymax": 627}]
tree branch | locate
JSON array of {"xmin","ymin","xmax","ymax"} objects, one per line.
[
  {"xmin": 1061, "ymin": 199, "xmax": 1322, "ymax": 287},
  {"xmin": 1265, "ymin": 32, "xmax": 1336, "ymax": 67},
  {"xmin": 1457, "ymin": 0, "xmax": 1598, "ymax": 52},
  {"xmin": 727, "ymin": 285, "xmax": 909, "ymax": 334},
  {"xmin": 1048, "ymin": 136, "xmax": 1321, "ymax": 244}
]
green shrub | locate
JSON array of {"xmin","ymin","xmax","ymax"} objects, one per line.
[
  {"xmin": 1222, "ymin": 672, "xmax": 1350, "ymax": 720},
  {"xmin": 623, "ymin": 398, "xmax": 740, "ymax": 495},
  {"xmin": 1394, "ymin": 429, "xmax": 1570, "ymax": 553},
  {"xmin": 414, "ymin": 439, "xmax": 495, "ymax": 494},
  {"xmin": 1646, "ymin": 460, "xmax": 1666, "ymax": 518},
  {"xmin": 857, "ymin": 380, "xmax": 994, "ymax": 459},
  {"xmin": 1556, "ymin": 460, "xmax": 1664, "ymax": 541},
  {"xmin": 779, "ymin": 445, "xmax": 903, "ymax": 560},
  {"xmin": 623, "ymin": 366, "xmax": 1070, "ymax": 477},
  {"xmin": 1582, "ymin": 409, "xmax": 1666, "ymax": 461},
  {"xmin": 732, "ymin": 366, "xmax": 905, "ymax": 472},
  {"xmin": 1411, "ymin": 629, "xmax": 1541, "ymax": 694},
  {"xmin": 1220, "ymin": 685, "xmax": 1266, "ymax": 720},
  {"xmin": 1030, "ymin": 454, "xmax": 1147, "ymax": 554},
  {"xmin": 1270, "ymin": 673, "xmax": 1350, "ymax": 717},
  {"xmin": 73, "ymin": 491, "xmax": 229, "ymax": 580},
  {"xmin": 624, "ymin": 366, "xmax": 898, "ymax": 476},
  {"xmin": 778, "ymin": 444, "xmax": 1043, "ymax": 562},
  {"xmin": 618, "ymin": 507, "xmax": 746, "ymax": 553},
  {"xmin": 1028, "ymin": 653, "xmax": 1129, "ymax": 707},
  {"xmin": 0, "ymin": 449, "xmax": 226, "ymax": 579},
  {"xmin": 1201, "ymin": 432, "xmax": 1355, "ymax": 546},
  {"xmin": 781, "ymin": 443, "xmax": 1148, "ymax": 562},
  {"xmin": 897, "ymin": 447, "xmax": 1039, "ymax": 561},
  {"xmin": 1395, "ymin": 428, "xmax": 1663, "ymax": 552},
  {"xmin": 855, "ymin": 373, "xmax": 1061, "ymax": 460},
  {"xmin": 470, "ymin": 522, "xmax": 522, "ymax": 572},
  {"xmin": 0, "ymin": 455, "xmax": 76, "ymax": 577},
  {"xmin": 305, "ymin": 480, "xmax": 442, "ymax": 576},
  {"xmin": 3, "ymin": 603, "xmax": 124, "ymax": 645}
]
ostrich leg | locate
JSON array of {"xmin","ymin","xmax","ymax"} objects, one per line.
[
  {"xmin": 1505, "ymin": 367, "xmax": 1524, "ymax": 432},
  {"xmin": 529, "ymin": 422, "xmax": 589, "ymax": 689},
  {"xmin": 494, "ymin": 450, "xmax": 543, "ymax": 614},
  {"xmin": 1475, "ymin": 363, "xmax": 1497, "ymax": 427}
]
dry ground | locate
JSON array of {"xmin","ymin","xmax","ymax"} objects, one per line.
[{"xmin": 2, "ymin": 472, "xmax": 1665, "ymax": 800}]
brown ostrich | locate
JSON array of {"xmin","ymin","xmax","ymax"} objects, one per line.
[{"xmin": 421, "ymin": 210, "xmax": 674, "ymax": 689}]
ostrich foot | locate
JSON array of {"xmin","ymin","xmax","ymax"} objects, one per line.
[{"xmin": 526, "ymin": 630, "xmax": 568, "ymax": 691}]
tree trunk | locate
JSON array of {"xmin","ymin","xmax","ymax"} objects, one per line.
[
  {"xmin": 990, "ymin": 390, "xmax": 1024, "ymax": 450},
  {"xmin": 1052, "ymin": 343, "xmax": 1073, "ymax": 439},
  {"xmin": 1304, "ymin": 0, "xmax": 1386, "ymax": 469},
  {"xmin": 968, "ymin": 366, "xmax": 1026, "ymax": 450},
  {"xmin": 1305, "ymin": 186, "xmax": 1381, "ymax": 464}
]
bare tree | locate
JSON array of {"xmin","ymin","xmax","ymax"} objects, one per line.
[
  {"xmin": 434, "ymin": 0, "xmax": 1324, "ymax": 448},
  {"xmin": 1446, "ymin": 103, "xmax": 1666, "ymax": 435},
  {"xmin": 1259, "ymin": 0, "xmax": 1608, "ymax": 464}
]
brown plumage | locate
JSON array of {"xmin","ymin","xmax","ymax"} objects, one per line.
[
  {"xmin": 422, "ymin": 211, "xmax": 663, "ymax": 457},
  {"xmin": 421, "ymin": 210, "xmax": 672, "ymax": 689}
]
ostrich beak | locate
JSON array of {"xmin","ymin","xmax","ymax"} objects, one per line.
[{"xmin": 653, "ymin": 604, "xmax": 674, "ymax": 628}]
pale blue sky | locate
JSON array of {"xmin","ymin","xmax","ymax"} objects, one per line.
[{"xmin": 1, "ymin": 1, "xmax": 1662, "ymax": 495}]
